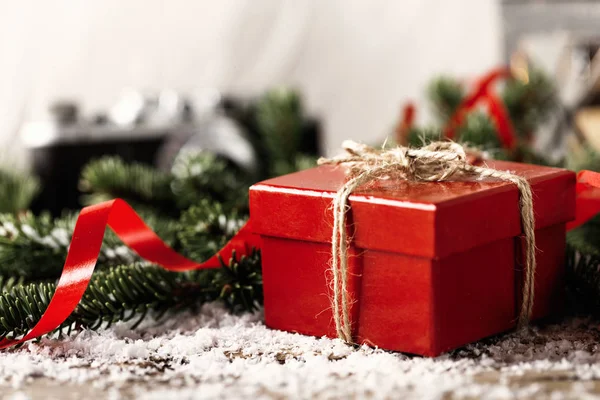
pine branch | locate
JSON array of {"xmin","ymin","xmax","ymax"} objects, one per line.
[
  {"xmin": 404, "ymin": 127, "xmax": 443, "ymax": 147},
  {"xmin": 0, "ymin": 169, "xmax": 40, "ymax": 214},
  {"xmin": 170, "ymin": 151, "xmax": 249, "ymax": 212},
  {"xmin": 293, "ymin": 154, "xmax": 318, "ymax": 172},
  {"xmin": 208, "ymin": 249, "xmax": 262, "ymax": 312},
  {"xmin": 0, "ymin": 275, "xmax": 23, "ymax": 294},
  {"xmin": 455, "ymin": 112, "xmax": 502, "ymax": 150},
  {"xmin": 0, "ymin": 212, "xmax": 76, "ymax": 280},
  {"xmin": 80, "ymin": 152, "xmax": 250, "ymax": 216},
  {"xmin": 80, "ymin": 157, "xmax": 176, "ymax": 214},
  {"xmin": 502, "ymin": 68, "xmax": 557, "ymax": 138},
  {"xmin": 0, "ymin": 211, "xmax": 180, "ymax": 282},
  {"xmin": 255, "ymin": 88, "xmax": 305, "ymax": 176},
  {"xmin": 566, "ymin": 146, "xmax": 600, "ymax": 173},
  {"xmin": 0, "ymin": 250, "xmax": 262, "ymax": 341},
  {"xmin": 0, "ymin": 191, "xmax": 247, "ymax": 284},
  {"xmin": 427, "ymin": 76, "xmax": 465, "ymax": 123},
  {"xmin": 177, "ymin": 199, "xmax": 246, "ymax": 262}
]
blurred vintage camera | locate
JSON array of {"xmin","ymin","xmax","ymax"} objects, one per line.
[{"xmin": 21, "ymin": 89, "xmax": 320, "ymax": 214}]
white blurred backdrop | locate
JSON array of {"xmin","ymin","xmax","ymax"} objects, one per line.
[{"xmin": 0, "ymin": 0, "xmax": 501, "ymax": 165}]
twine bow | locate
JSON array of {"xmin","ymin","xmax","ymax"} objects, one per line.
[{"xmin": 318, "ymin": 140, "xmax": 536, "ymax": 344}]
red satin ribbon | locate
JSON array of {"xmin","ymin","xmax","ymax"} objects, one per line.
[
  {"xmin": 395, "ymin": 102, "xmax": 416, "ymax": 146},
  {"xmin": 0, "ymin": 198, "xmax": 260, "ymax": 349},
  {"xmin": 567, "ymin": 170, "xmax": 600, "ymax": 231},
  {"xmin": 444, "ymin": 67, "xmax": 517, "ymax": 150}
]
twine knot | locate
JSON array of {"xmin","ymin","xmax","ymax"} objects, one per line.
[{"xmin": 318, "ymin": 140, "xmax": 536, "ymax": 344}]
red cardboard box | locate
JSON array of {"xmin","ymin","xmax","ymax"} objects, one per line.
[{"xmin": 249, "ymin": 160, "xmax": 576, "ymax": 356}]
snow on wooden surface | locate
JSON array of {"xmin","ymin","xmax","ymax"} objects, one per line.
[{"xmin": 1, "ymin": 303, "xmax": 600, "ymax": 399}]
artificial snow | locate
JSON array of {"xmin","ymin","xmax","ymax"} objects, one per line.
[{"xmin": 0, "ymin": 304, "xmax": 600, "ymax": 399}]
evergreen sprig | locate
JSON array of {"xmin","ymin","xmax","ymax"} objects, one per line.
[
  {"xmin": 455, "ymin": 112, "xmax": 502, "ymax": 150},
  {"xmin": 0, "ymin": 211, "xmax": 140, "ymax": 281},
  {"xmin": 502, "ymin": 68, "xmax": 556, "ymax": 138},
  {"xmin": 404, "ymin": 127, "xmax": 443, "ymax": 148},
  {"xmin": 255, "ymin": 88, "xmax": 308, "ymax": 177},
  {"xmin": 0, "ymin": 250, "xmax": 262, "ymax": 341},
  {"xmin": 0, "ymin": 275, "xmax": 23, "ymax": 294},
  {"xmin": 0, "ymin": 169, "xmax": 40, "ymax": 214},
  {"xmin": 0, "ymin": 212, "xmax": 77, "ymax": 281},
  {"xmin": 81, "ymin": 152, "xmax": 251, "ymax": 217},
  {"xmin": 566, "ymin": 146, "xmax": 600, "ymax": 173},
  {"xmin": 209, "ymin": 249, "xmax": 262, "ymax": 312},
  {"xmin": 177, "ymin": 199, "xmax": 245, "ymax": 262},
  {"xmin": 256, "ymin": 88, "xmax": 303, "ymax": 175},
  {"xmin": 428, "ymin": 76, "xmax": 465, "ymax": 122},
  {"xmin": 403, "ymin": 69, "xmax": 558, "ymax": 164},
  {"xmin": 170, "ymin": 151, "xmax": 249, "ymax": 212},
  {"xmin": 80, "ymin": 157, "xmax": 175, "ymax": 214}
]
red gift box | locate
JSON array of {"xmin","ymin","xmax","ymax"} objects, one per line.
[{"xmin": 249, "ymin": 160, "xmax": 576, "ymax": 356}]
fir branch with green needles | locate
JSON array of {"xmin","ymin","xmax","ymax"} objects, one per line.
[
  {"xmin": 80, "ymin": 157, "xmax": 176, "ymax": 214},
  {"xmin": 80, "ymin": 152, "xmax": 252, "ymax": 217},
  {"xmin": 566, "ymin": 146, "xmax": 600, "ymax": 173},
  {"xmin": 502, "ymin": 68, "xmax": 557, "ymax": 139},
  {"xmin": 177, "ymin": 199, "xmax": 246, "ymax": 262},
  {"xmin": 0, "ymin": 212, "xmax": 78, "ymax": 281},
  {"xmin": 455, "ymin": 112, "xmax": 502, "ymax": 150},
  {"xmin": 403, "ymin": 127, "xmax": 443, "ymax": 148},
  {"xmin": 0, "ymin": 275, "xmax": 24, "ymax": 294},
  {"xmin": 190, "ymin": 249, "xmax": 263, "ymax": 313},
  {"xmin": 170, "ymin": 151, "xmax": 250, "ymax": 212},
  {"xmin": 255, "ymin": 88, "xmax": 306, "ymax": 177},
  {"xmin": 0, "ymin": 211, "xmax": 168, "ymax": 282},
  {"xmin": 396, "ymin": 69, "xmax": 558, "ymax": 165},
  {"xmin": 0, "ymin": 250, "xmax": 262, "ymax": 341},
  {"xmin": 0, "ymin": 169, "xmax": 40, "ymax": 214}
]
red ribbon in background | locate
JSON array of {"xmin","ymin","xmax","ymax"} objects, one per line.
[
  {"xmin": 567, "ymin": 170, "xmax": 600, "ymax": 231},
  {"xmin": 394, "ymin": 102, "xmax": 416, "ymax": 146},
  {"xmin": 444, "ymin": 67, "xmax": 517, "ymax": 150},
  {"xmin": 438, "ymin": 67, "xmax": 600, "ymax": 229},
  {"xmin": 0, "ymin": 198, "xmax": 260, "ymax": 350}
]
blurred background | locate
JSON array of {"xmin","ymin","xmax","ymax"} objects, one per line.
[
  {"xmin": 0, "ymin": 1, "xmax": 500, "ymax": 158},
  {"xmin": 2, "ymin": 0, "xmax": 600, "ymax": 214}
]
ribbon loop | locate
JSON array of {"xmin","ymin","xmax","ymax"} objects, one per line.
[{"xmin": 444, "ymin": 67, "xmax": 517, "ymax": 150}]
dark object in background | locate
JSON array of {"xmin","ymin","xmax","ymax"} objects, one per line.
[
  {"xmin": 157, "ymin": 92, "xmax": 322, "ymax": 180},
  {"xmin": 25, "ymin": 125, "xmax": 169, "ymax": 215},
  {"xmin": 156, "ymin": 94, "xmax": 259, "ymax": 179},
  {"xmin": 49, "ymin": 100, "xmax": 79, "ymax": 125},
  {"xmin": 25, "ymin": 90, "xmax": 321, "ymax": 215}
]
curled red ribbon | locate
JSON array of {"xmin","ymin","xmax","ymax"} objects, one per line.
[
  {"xmin": 444, "ymin": 67, "xmax": 517, "ymax": 150},
  {"xmin": 0, "ymin": 198, "xmax": 260, "ymax": 349}
]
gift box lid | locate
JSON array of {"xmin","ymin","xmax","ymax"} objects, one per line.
[{"xmin": 249, "ymin": 160, "xmax": 576, "ymax": 259}]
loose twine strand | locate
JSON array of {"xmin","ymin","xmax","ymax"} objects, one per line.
[{"xmin": 318, "ymin": 140, "xmax": 536, "ymax": 344}]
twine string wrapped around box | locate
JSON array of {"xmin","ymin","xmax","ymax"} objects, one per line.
[{"xmin": 318, "ymin": 141, "xmax": 536, "ymax": 344}]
